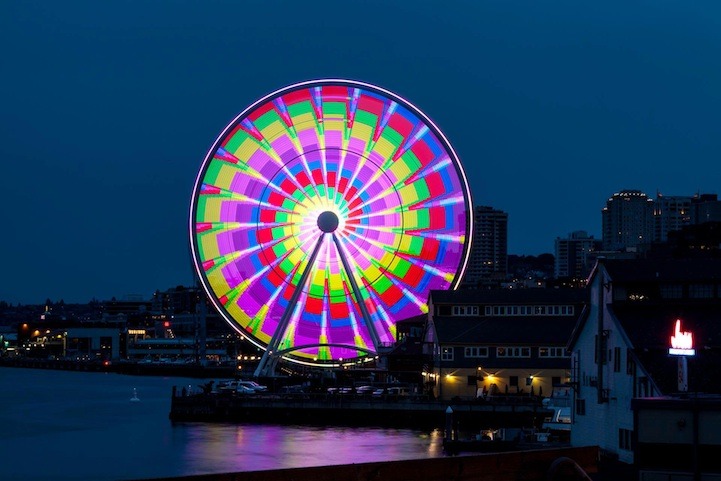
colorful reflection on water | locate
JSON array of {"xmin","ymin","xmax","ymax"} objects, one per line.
[{"xmin": 1, "ymin": 369, "xmax": 443, "ymax": 481}]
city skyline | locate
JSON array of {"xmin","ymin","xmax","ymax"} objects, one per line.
[{"xmin": 2, "ymin": 1, "xmax": 720, "ymax": 304}]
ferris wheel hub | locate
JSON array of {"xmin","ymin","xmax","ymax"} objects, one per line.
[{"xmin": 317, "ymin": 211, "xmax": 339, "ymax": 233}]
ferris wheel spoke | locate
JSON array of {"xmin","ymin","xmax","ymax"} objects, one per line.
[
  {"xmin": 332, "ymin": 233, "xmax": 381, "ymax": 351},
  {"xmin": 255, "ymin": 232, "xmax": 326, "ymax": 376}
]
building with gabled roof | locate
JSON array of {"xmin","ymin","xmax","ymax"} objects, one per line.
[
  {"xmin": 423, "ymin": 288, "xmax": 587, "ymax": 401},
  {"xmin": 568, "ymin": 258, "xmax": 721, "ymax": 468}
]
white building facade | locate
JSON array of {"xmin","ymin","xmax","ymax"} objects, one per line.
[{"xmin": 568, "ymin": 261, "xmax": 661, "ymax": 464}]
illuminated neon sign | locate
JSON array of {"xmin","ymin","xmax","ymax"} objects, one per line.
[{"xmin": 669, "ymin": 319, "xmax": 695, "ymax": 356}]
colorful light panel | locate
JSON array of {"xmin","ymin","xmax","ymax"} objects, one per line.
[{"xmin": 190, "ymin": 80, "xmax": 472, "ymax": 364}]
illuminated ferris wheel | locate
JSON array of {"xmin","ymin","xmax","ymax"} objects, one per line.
[{"xmin": 189, "ymin": 79, "xmax": 473, "ymax": 376}]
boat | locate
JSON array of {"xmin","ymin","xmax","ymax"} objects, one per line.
[{"xmin": 540, "ymin": 388, "xmax": 572, "ymax": 441}]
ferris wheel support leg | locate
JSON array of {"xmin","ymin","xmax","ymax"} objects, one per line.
[
  {"xmin": 332, "ymin": 234, "xmax": 381, "ymax": 353},
  {"xmin": 254, "ymin": 234, "xmax": 326, "ymax": 378}
]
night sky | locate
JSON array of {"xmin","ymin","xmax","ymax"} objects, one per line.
[{"xmin": 2, "ymin": 0, "xmax": 720, "ymax": 304}]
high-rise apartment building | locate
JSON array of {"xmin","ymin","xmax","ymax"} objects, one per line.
[
  {"xmin": 601, "ymin": 190, "xmax": 654, "ymax": 251},
  {"xmin": 692, "ymin": 194, "xmax": 721, "ymax": 224},
  {"xmin": 554, "ymin": 231, "xmax": 601, "ymax": 280},
  {"xmin": 653, "ymin": 193, "xmax": 721, "ymax": 242},
  {"xmin": 653, "ymin": 193, "xmax": 693, "ymax": 243},
  {"xmin": 462, "ymin": 206, "xmax": 508, "ymax": 287}
]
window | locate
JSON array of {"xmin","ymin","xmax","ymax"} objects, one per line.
[
  {"xmin": 690, "ymin": 284, "xmax": 714, "ymax": 299},
  {"xmin": 453, "ymin": 305, "xmax": 478, "ymax": 316},
  {"xmin": 626, "ymin": 351, "xmax": 636, "ymax": 375},
  {"xmin": 497, "ymin": 346, "xmax": 531, "ymax": 358},
  {"xmin": 509, "ymin": 376, "xmax": 519, "ymax": 387},
  {"xmin": 576, "ymin": 399, "xmax": 586, "ymax": 415},
  {"xmin": 483, "ymin": 305, "xmax": 574, "ymax": 317},
  {"xmin": 539, "ymin": 347, "xmax": 569, "ymax": 358},
  {"xmin": 595, "ymin": 335, "xmax": 607, "ymax": 364},
  {"xmin": 660, "ymin": 284, "xmax": 683, "ymax": 299},
  {"xmin": 441, "ymin": 347, "xmax": 454, "ymax": 361},
  {"xmin": 464, "ymin": 346, "xmax": 489, "ymax": 358},
  {"xmin": 467, "ymin": 375, "xmax": 478, "ymax": 386},
  {"xmin": 552, "ymin": 376, "xmax": 561, "ymax": 386},
  {"xmin": 619, "ymin": 428, "xmax": 633, "ymax": 450},
  {"xmin": 614, "ymin": 347, "xmax": 621, "ymax": 372}
]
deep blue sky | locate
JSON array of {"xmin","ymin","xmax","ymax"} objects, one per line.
[{"xmin": 2, "ymin": 0, "xmax": 720, "ymax": 304}]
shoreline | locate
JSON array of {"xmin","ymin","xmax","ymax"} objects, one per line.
[{"xmin": 0, "ymin": 357, "xmax": 235, "ymax": 378}]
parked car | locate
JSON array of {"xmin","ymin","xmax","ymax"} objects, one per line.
[
  {"xmin": 217, "ymin": 380, "xmax": 266, "ymax": 394},
  {"xmin": 372, "ymin": 386, "xmax": 410, "ymax": 398},
  {"xmin": 279, "ymin": 385, "xmax": 305, "ymax": 394},
  {"xmin": 235, "ymin": 384, "xmax": 256, "ymax": 395},
  {"xmin": 387, "ymin": 386, "xmax": 410, "ymax": 396},
  {"xmin": 355, "ymin": 385, "xmax": 376, "ymax": 396},
  {"xmin": 237, "ymin": 380, "xmax": 267, "ymax": 392},
  {"xmin": 327, "ymin": 386, "xmax": 354, "ymax": 395}
]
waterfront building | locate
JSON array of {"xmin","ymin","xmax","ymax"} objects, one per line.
[
  {"xmin": 19, "ymin": 324, "xmax": 121, "ymax": 360},
  {"xmin": 424, "ymin": 288, "xmax": 587, "ymax": 401},
  {"xmin": 554, "ymin": 231, "xmax": 601, "ymax": 283},
  {"xmin": 601, "ymin": 190, "xmax": 654, "ymax": 251},
  {"xmin": 461, "ymin": 206, "xmax": 508, "ymax": 288},
  {"xmin": 568, "ymin": 258, "xmax": 721, "ymax": 466}
]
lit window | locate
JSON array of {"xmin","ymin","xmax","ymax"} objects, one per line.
[
  {"xmin": 538, "ymin": 347, "xmax": 569, "ymax": 358},
  {"xmin": 497, "ymin": 346, "xmax": 531, "ymax": 358}
]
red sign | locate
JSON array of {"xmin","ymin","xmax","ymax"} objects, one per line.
[{"xmin": 669, "ymin": 319, "xmax": 695, "ymax": 356}]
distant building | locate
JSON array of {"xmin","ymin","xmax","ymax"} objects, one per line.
[
  {"xmin": 602, "ymin": 190, "xmax": 654, "ymax": 251},
  {"xmin": 462, "ymin": 206, "xmax": 508, "ymax": 287},
  {"xmin": 554, "ymin": 231, "xmax": 602, "ymax": 281},
  {"xmin": 653, "ymin": 193, "xmax": 694, "ymax": 243},
  {"xmin": 568, "ymin": 258, "xmax": 721, "ymax": 467},
  {"xmin": 692, "ymin": 194, "xmax": 721, "ymax": 224}
]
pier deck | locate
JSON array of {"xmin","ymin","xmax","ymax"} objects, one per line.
[{"xmin": 169, "ymin": 390, "xmax": 552, "ymax": 429}]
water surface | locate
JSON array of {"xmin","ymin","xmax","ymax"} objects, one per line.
[{"xmin": 0, "ymin": 368, "xmax": 443, "ymax": 480}]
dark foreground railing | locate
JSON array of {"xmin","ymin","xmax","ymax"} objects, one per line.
[{"xmin": 129, "ymin": 445, "xmax": 599, "ymax": 481}]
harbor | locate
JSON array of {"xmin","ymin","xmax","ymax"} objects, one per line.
[{"xmin": 0, "ymin": 368, "xmax": 446, "ymax": 481}]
